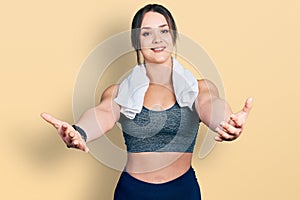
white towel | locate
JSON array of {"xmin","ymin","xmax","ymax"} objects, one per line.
[{"xmin": 114, "ymin": 58, "xmax": 199, "ymax": 119}]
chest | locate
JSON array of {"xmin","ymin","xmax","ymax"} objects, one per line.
[
  {"xmin": 143, "ymin": 84, "xmax": 176, "ymax": 111},
  {"xmin": 119, "ymin": 104, "xmax": 201, "ymax": 152}
]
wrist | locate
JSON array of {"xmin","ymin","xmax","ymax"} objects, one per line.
[{"xmin": 72, "ymin": 124, "xmax": 87, "ymax": 142}]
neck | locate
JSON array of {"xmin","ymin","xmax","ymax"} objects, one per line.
[{"xmin": 144, "ymin": 57, "xmax": 173, "ymax": 86}]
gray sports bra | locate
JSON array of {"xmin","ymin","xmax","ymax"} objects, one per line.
[{"xmin": 118, "ymin": 102, "xmax": 201, "ymax": 153}]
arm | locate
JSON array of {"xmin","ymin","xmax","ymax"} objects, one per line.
[
  {"xmin": 75, "ymin": 84, "xmax": 120, "ymax": 142},
  {"xmin": 195, "ymin": 79, "xmax": 252, "ymax": 142},
  {"xmin": 40, "ymin": 84, "xmax": 120, "ymax": 151}
]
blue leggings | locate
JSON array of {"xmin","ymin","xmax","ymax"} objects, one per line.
[{"xmin": 114, "ymin": 166, "xmax": 201, "ymax": 200}]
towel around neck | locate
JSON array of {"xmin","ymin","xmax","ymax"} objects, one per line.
[{"xmin": 114, "ymin": 57, "xmax": 199, "ymax": 119}]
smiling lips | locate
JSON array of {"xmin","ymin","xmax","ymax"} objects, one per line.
[{"xmin": 150, "ymin": 47, "xmax": 166, "ymax": 53}]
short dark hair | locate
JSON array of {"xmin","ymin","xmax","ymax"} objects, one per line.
[{"xmin": 131, "ymin": 4, "xmax": 178, "ymax": 64}]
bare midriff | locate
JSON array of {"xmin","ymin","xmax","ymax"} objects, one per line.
[
  {"xmin": 123, "ymin": 82, "xmax": 194, "ymax": 184},
  {"xmin": 125, "ymin": 152, "xmax": 192, "ymax": 184}
]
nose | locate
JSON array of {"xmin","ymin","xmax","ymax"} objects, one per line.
[{"xmin": 152, "ymin": 30, "xmax": 162, "ymax": 44}]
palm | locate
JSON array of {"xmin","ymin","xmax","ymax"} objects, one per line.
[{"xmin": 40, "ymin": 113, "xmax": 89, "ymax": 152}]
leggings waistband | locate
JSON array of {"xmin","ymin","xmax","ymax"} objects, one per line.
[
  {"xmin": 122, "ymin": 166, "xmax": 195, "ymax": 187},
  {"xmin": 114, "ymin": 166, "xmax": 201, "ymax": 200}
]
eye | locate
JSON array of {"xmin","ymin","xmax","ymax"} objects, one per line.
[
  {"xmin": 161, "ymin": 29, "xmax": 169, "ymax": 34},
  {"xmin": 141, "ymin": 31, "xmax": 150, "ymax": 37}
]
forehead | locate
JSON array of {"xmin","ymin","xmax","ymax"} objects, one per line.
[{"xmin": 141, "ymin": 11, "xmax": 168, "ymax": 28}]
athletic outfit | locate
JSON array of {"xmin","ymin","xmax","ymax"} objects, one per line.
[
  {"xmin": 113, "ymin": 57, "xmax": 201, "ymax": 199},
  {"xmin": 114, "ymin": 102, "xmax": 202, "ymax": 200},
  {"xmin": 114, "ymin": 166, "xmax": 200, "ymax": 200}
]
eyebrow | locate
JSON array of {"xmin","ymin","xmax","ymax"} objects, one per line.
[{"xmin": 141, "ymin": 24, "xmax": 169, "ymax": 29}]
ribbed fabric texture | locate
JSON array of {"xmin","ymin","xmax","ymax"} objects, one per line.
[{"xmin": 119, "ymin": 102, "xmax": 200, "ymax": 153}]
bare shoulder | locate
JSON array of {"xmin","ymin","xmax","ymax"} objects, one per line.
[
  {"xmin": 96, "ymin": 84, "xmax": 120, "ymax": 118},
  {"xmin": 197, "ymin": 79, "xmax": 218, "ymax": 95},
  {"xmin": 100, "ymin": 84, "xmax": 120, "ymax": 101}
]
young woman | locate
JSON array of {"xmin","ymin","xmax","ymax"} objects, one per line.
[{"xmin": 41, "ymin": 4, "xmax": 252, "ymax": 200}]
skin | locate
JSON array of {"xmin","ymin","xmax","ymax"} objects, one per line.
[{"xmin": 41, "ymin": 11, "xmax": 253, "ymax": 183}]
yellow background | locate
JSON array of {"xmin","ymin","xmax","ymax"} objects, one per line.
[{"xmin": 1, "ymin": 0, "xmax": 299, "ymax": 199}]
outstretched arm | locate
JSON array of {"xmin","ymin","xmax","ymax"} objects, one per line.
[
  {"xmin": 195, "ymin": 79, "xmax": 252, "ymax": 142},
  {"xmin": 41, "ymin": 84, "xmax": 120, "ymax": 151},
  {"xmin": 75, "ymin": 84, "xmax": 120, "ymax": 142}
]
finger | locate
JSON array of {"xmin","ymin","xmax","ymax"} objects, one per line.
[
  {"xmin": 69, "ymin": 131, "xmax": 75, "ymax": 138},
  {"xmin": 79, "ymin": 141, "xmax": 90, "ymax": 152},
  {"xmin": 215, "ymin": 127, "xmax": 236, "ymax": 141},
  {"xmin": 70, "ymin": 133, "xmax": 82, "ymax": 145},
  {"xmin": 60, "ymin": 124, "xmax": 71, "ymax": 137},
  {"xmin": 242, "ymin": 97, "xmax": 253, "ymax": 113},
  {"xmin": 76, "ymin": 140, "xmax": 89, "ymax": 152},
  {"xmin": 72, "ymin": 139, "xmax": 79, "ymax": 146},
  {"xmin": 65, "ymin": 136, "xmax": 78, "ymax": 149},
  {"xmin": 68, "ymin": 132, "xmax": 89, "ymax": 152},
  {"xmin": 61, "ymin": 124, "xmax": 68, "ymax": 131},
  {"xmin": 228, "ymin": 118, "xmax": 236, "ymax": 126},
  {"xmin": 67, "ymin": 130, "xmax": 79, "ymax": 144},
  {"xmin": 72, "ymin": 139, "xmax": 89, "ymax": 152},
  {"xmin": 230, "ymin": 114, "xmax": 246, "ymax": 128},
  {"xmin": 214, "ymin": 136, "xmax": 223, "ymax": 142},
  {"xmin": 220, "ymin": 121, "xmax": 241, "ymax": 137},
  {"xmin": 40, "ymin": 112, "xmax": 62, "ymax": 129}
]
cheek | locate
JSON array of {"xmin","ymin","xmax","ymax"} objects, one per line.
[
  {"xmin": 140, "ymin": 37, "xmax": 152, "ymax": 48},
  {"xmin": 164, "ymin": 37, "xmax": 174, "ymax": 51},
  {"xmin": 164, "ymin": 35, "xmax": 173, "ymax": 44}
]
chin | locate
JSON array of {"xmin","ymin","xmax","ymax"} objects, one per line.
[
  {"xmin": 154, "ymin": 57, "xmax": 170, "ymax": 64},
  {"xmin": 144, "ymin": 53, "xmax": 172, "ymax": 65}
]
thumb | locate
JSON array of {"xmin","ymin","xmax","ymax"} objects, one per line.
[{"xmin": 242, "ymin": 97, "xmax": 253, "ymax": 113}]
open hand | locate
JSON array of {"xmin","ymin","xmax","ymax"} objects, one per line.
[
  {"xmin": 215, "ymin": 98, "xmax": 253, "ymax": 142},
  {"xmin": 40, "ymin": 113, "xmax": 89, "ymax": 152}
]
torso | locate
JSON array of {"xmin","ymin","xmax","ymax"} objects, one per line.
[
  {"xmin": 143, "ymin": 83, "xmax": 175, "ymax": 111},
  {"xmin": 125, "ymin": 152, "xmax": 192, "ymax": 183},
  {"xmin": 124, "ymin": 83, "xmax": 194, "ymax": 183}
]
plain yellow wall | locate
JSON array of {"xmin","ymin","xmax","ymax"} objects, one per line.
[{"xmin": 1, "ymin": 0, "xmax": 300, "ymax": 199}]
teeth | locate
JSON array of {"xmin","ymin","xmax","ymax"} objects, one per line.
[{"xmin": 152, "ymin": 47, "xmax": 164, "ymax": 51}]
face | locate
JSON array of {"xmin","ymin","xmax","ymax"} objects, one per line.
[{"xmin": 140, "ymin": 11, "xmax": 174, "ymax": 65}]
